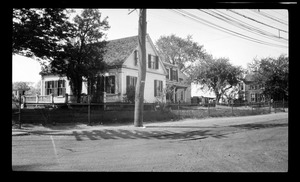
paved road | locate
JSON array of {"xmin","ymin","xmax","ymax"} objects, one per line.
[{"xmin": 12, "ymin": 113, "xmax": 288, "ymax": 172}]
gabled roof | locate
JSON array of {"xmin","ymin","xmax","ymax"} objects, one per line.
[{"xmin": 103, "ymin": 35, "xmax": 138, "ymax": 66}]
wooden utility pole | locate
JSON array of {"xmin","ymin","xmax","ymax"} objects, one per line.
[{"xmin": 134, "ymin": 9, "xmax": 147, "ymax": 127}]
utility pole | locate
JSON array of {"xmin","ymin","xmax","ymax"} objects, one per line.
[{"xmin": 134, "ymin": 9, "xmax": 147, "ymax": 127}]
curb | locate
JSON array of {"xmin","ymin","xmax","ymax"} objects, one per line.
[{"xmin": 12, "ymin": 131, "xmax": 30, "ymax": 136}]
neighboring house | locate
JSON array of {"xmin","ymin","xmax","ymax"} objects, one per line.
[
  {"xmin": 243, "ymin": 74, "xmax": 265, "ymax": 103},
  {"xmin": 39, "ymin": 34, "xmax": 191, "ymax": 104},
  {"xmin": 164, "ymin": 60, "xmax": 191, "ymax": 103},
  {"xmin": 191, "ymin": 83, "xmax": 216, "ymax": 104}
]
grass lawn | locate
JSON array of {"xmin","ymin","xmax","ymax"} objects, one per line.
[{"xmin": 12, "ymin": 104, "xmax": 272, "ymax": 126}]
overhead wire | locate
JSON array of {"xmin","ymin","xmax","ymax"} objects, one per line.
[
  {"xmin": 199, "ymin": 9, "xmax": 287, "ymax": 44},
  {"xmin": 170, "ymin": 9, "xmax": 287, "ymax": 49},
  {"xmin": 227, "ymin": 9, "xmax": 288, "ymax": 33},
  {"xmin": 250, "ymin": 9, "xmax": 288, "ymax": 26}
]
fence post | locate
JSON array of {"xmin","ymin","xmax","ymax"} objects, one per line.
[
  {"xmin": 88, "ymin": 94, "xmax": 91, "ymax": 126},
  {"xmin": 18, "ymin": 94, "xmax": 22, "ymax": 129},
  {"xmin": 65, "ymin": 93, "xmax": 69, "ymax": 104},
  {"xmin": 36, "ymin": 94, "xmax": 39, "ymax": 103},
  {"xmin": 36, "ymin": 94, "xmax": 39, "ymax": 108},
  {"xmin": 103, "ymin": 92, "xmax": 106, "ymax": 110},
  {"xmin": 231, "ymin": 102, "xmax": 234, "ymax": 116},
  {"xmin": 208, "ymin": 102, "xmax": 210, "ymax": 117},
  {"xmin": 178, "ymin": 101, "xmax": 180, "ymax": 119},
  {"xmin": 269, "ymin": 101, "xmax": 271, "ymax": 113},
  {"xmin": 50, "ymin": 93, "xmax": 54, "ymax": 105}
]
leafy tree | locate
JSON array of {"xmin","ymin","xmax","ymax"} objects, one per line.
[
  {"xmin": 248, "ymin": 54, "xmax": 288, "ymax": 101},
  {"xmin": 13, "ymin": 8, "xmax": 73, "ymax": 60},
  {"xmin": 51, "ymin": 9, "xmax": 110, "ymax": 103},
  {"xmin": 192, "ymin": 57, "xmax": 244, "ymax": 103},
  {"xmin": 14, "ymin": 9, "xmax": 110, "ymax": 103},
  {"xmin": 12, "ymin": 81, "xmax": 31, "ymax": 91},
  {"xmin": 155, "ymin": 34, "xmax": 207, "ymax": 75}
]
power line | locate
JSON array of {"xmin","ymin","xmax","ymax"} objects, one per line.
[
  {"xmin": 268, "ymin": 10, "xmax": 288, "ymax": 23},
  {"xmin": 227, "ymin": 9, "xmax": 288, "ymax": 33},
  {"xmin": 250, "ymin": 9, "xmax": 288, "ymax": 26},
  {"xmin": 199, "ymin": 9, "xmax": 287, "ymax": 43},
  {"xmin": 170, "ymin": 9, "xmax": 287, "ymax": 49}
]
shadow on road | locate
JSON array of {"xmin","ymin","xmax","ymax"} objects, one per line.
[
  {"xmin": 72, "ymin": 128, "xmax": 228, "ymax": 141},
  {"xmin": 229, "ymin": 123, "xmax": 288, "ymax": 130},
  {"xmin": 71, "ymin": 121, "xmax": 288, "ymax": 141}
]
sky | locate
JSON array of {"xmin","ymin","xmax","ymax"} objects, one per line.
[{"xmin": 12, "ymin": 9, "xmax": 288, "ymax": 85}]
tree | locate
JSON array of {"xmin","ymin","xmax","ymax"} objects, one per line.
[
  {"xmin": 35, "ymin": 9, "xmax": 110, "ymax": 103},
  {"xmin": 192, "ymin": 57, "xmax": 244, "ymax": 103},
  {"xmin": 13, "ymin": 8, "xmax": 73, "ymax": 60},
  {"xmin": 155, "ymin": 34, "xmax": 207, "ymax": 75},
  {"xmin": 12, "ymin": 81, "xmax": 31, "ymax": 91},
  {"xmin": 247, "ymin": 54, "xmax": 288, "ymax": 101}
]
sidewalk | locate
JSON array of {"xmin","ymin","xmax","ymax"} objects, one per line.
[{"xmin": 12, "ymin": 112, "xmax": 288, "ymax": 136}]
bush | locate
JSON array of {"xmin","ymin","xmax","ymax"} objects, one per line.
[{"xmin": 125, "ymin": 85, "xmax": 136, "ymax": 103}]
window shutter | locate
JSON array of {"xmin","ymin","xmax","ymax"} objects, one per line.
[
  {"xmin": 170, "ymin": 68, "xmax": 173, "ymax": 81},
  {"xmin": 155, "ymin": 56, "xmax": 159, "ymax": 69},
  {"xmin": 148, "ymin": 54, "xmax": 151, "ymax": 68},
  {"xmin": 175, "ymin": 70, "xmax": 178, "ymax": 82},
  {"xmin": 111, "ymin": 76, "xmax": 115, "ymax": 94},
  {"xmin": 134, "ymin": 77, "xmax": 137, "ymax": 88},
  {"xmin": 126, "ymin": 76, "xmax": 130, "ymax": 89},
  {"xmin": 166, "ymin": 68, "xmax": 169, "ymax": 79},
  {"xmin": 159, "ymin": 81, "xmax": 163, "ymax": 96},
  {"xmin": 154, "ymin": 80, "xmax": 157, "ymax": 97},
  {"xmin": 134, "ymin": 50, "xmax": 138, "ymax": 66}
]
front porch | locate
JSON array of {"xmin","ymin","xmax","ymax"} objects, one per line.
[
  {"xmin": 23, "ymin": 92, "xmax": 122, "ymax": 105},
  {"xmin": 166, "ymin": 81, "xmax": 190, "ymax": 104}
]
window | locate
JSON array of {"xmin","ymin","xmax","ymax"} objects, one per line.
[
  {"xmin": 148, "ymin": 54, "xmax": 159, "ymax": 69},
  {"xmin": 154, "ymin": 80, "xmax": 163, "ymax": 97},
  {"xmin": 105, "ymin": 76, "xmax": 115, "ymax": 94},
  {"xmin": 181, "ymin": 90, "xmax": 184, "ymax": 100},
  {"xmin": 251, "ymin": 93, "xmax": 255, "ymax": 102},
  {"xmin": 240, "ymin": 83, "xmax": 244, "ymax": 90},
  {"xmin": 45, "ymin": 80, "xmax": 66, "ymax": 96},
  {"xmin": 126, "ymin": 76, "xmax": 137, "ymax": 89},
  {"xmin": 170, "ymin": 68, "xmax": 178, "ymax": 81}
]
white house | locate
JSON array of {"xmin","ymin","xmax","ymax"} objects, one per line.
[{"xmin": 38, "ymin": 35, "xmax": 191, "ymax": 104}]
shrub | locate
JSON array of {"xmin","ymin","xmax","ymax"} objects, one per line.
[{"xmin": 125, "ymin": 85, "xmax": 136, "ymax": 103}]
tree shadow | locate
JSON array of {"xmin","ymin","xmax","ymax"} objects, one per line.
[
  {"xmin": 72, "ymin": 128, "xmax": 228, "ymax": 141},
  {"xmin": 229, "ymin": 123, "xmax": 288, "ymax": 130}
]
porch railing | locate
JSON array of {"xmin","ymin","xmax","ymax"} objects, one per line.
[{"xmin": 23, "ymin": 92, "xmax": 119, "ymax": 104}]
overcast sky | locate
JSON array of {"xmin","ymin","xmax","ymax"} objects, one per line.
[{"xmin": 12, "ymin": 9, "xmax": 288, "ymax": 83}]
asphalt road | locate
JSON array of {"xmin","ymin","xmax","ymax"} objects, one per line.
[{"xmin": 12, "ymin": 113, "xmax": 288, "ymax": 172}]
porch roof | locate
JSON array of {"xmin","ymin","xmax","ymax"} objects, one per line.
[{"xmin": 166, "ymin": 80, "xmax": 189, "ymax": 89}]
